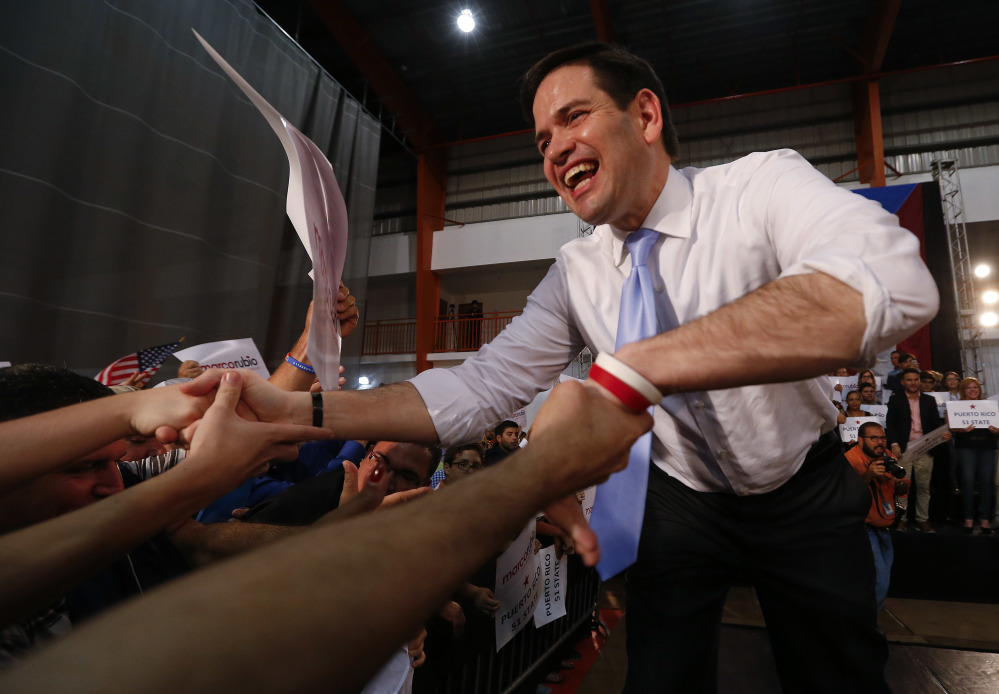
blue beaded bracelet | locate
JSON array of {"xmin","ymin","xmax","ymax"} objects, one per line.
[{"xmin": 285, "ymin": 353, "xmax": 315, "ymax": 374}]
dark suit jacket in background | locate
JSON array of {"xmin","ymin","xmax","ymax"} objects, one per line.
[{"xmin": 885, "ymin": 392, "xmax": 944, "ymax": 453}]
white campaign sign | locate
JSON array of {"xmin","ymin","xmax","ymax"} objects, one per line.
[
  {"xmin": 494, "ymin": 520, "xmax": 541, "ymax": 651},
  {"xmin": 929, "ymin": 392, "xmax": 951, "ymax": 419},
  {"xmin": 532, "ymin": 548, "xmax": 567, "ymax": 627},
  {"xmin": 860, "ymin": 404, "xmax": 888, "ymax": 428},
  {"xmin": 0, "ymin": 361, "xmax": 10, "ymax": 369},
  {"xmin": 829, "ymin": 375, "xmax": 882, "ymax": 402},
  {"xmin": 195, "ymin": 31, "xmax": 346, "ymax": 393},
  {"xmin": 174, "ymin": 338, "xmax": 269, "ymax": 379},
  {"xmin": 946, "ymin": 400, "xmax": 999, "ymax": 429},
  {"xmin": 899, "ymin": 425, "xmax": 950, "ymax": 463},
  {"xmin": 840, "ymin": 417, "xmax": 881, "ymax": 443},
  {"xmin": 580, "ymin": 485, "xmax": 596, "ymax": 524},
  {"xmin": 829, "ymin": 375, "xmax": 858, "ymax": 402}
]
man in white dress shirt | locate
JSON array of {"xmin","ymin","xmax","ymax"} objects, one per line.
[{"xmin": 239, "ymin": 43, "xmax": 936, "ymax": 693}]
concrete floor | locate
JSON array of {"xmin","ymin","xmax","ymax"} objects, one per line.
[{"xmin": 576, "ymin": 583, "xmax": 999, "ymax": 693}]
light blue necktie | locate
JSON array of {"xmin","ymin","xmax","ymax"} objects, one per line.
[{"xmin": 591, "ymin": 227, "xmax": 660, "ymax": 579}]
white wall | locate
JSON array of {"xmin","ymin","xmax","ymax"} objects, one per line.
[
  {"xmin": 962, "ymin": 166, "xmax": 999, "ymax": 223},
  {"xmin": 432, "ymin": 213, "xmax": 578, "ymax": 271}
]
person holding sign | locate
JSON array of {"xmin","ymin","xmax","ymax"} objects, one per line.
[
  {"xmin": 948, "ymin": 377, "xmax": 998, "ymax": 534},
  {"xmin": 836, "ymin": 390, "xmax": 867, "ymax": 424},
  {"xmin": 886, "ymin": 368, "xmax": 949, "ymax": 533}
]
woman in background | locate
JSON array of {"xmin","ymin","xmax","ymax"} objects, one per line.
[{"xmin": 948, "ymin": 378, "xmax": 998, "ymax": 534}]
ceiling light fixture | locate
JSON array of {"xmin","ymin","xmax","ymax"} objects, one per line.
[
  {"xmin": 983, "ymin": 290, "xmax": 999, "ymax": 305},
  {"xmin": 981, "ymin": 312, "xmax": 998, "ymax": 328},
  {"xmin": 358, "ymin": 376, "xmax": 370, "ymax": 386},
  {"xmin": 457, "ymin": 9, "xmax": 475, "ymax": 33},
  {"xmin": 974, "ymin": 263, "xmax": 991, "ymax": 279}
]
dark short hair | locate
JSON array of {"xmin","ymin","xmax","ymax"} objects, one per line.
[
  {"xmin": 0, "ymin": 364, "xmax": 113, "ymax": 422},
  {"xmin": 494, "ymin": 420, "xmax": 520, "ymax": 436},
  {"xmin": 519, "ymin": 42, "xmax": 680, "ymax": 159},
  {"xmin": 858, "ymin": 422, "xmax": 884, "ymax": 439},
  {"xmin": 901, "ymin": 367, "xmax": 921, "ymax": 378},
  {"xmin": 898, "ymin": 353, "xmax": 916, "ymax": 364},
  {"xmin": 860, "ymin": 383, "xmax": 876, "ymax": 391},
  {"xmin": 368, "ymin": 440, "xmax": 442, "ymax": 482},
  {"xmin": 845, "ymin": 390, "xmax": 860, "ymax": 400},
  {"xmin": 919, "ymin": 371, "xmax": 936, "ymax": 381},
  {"xmin": 444, "ymin": 443, "xmax": 485, "ymax": 467},
  {"xmin": 890, "ymin": 350, "xmax": 900, "ymax": 356}
]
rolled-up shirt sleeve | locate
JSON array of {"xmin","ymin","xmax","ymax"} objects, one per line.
[
  {"xmin": 410, "ymin": 261, "xmax": 585, "ymax": 445},
  {"xmin": 755, "ymin": 150, "xmax": 939, "ymax": 365}
]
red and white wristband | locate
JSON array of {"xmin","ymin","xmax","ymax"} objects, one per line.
[{"xmin": 588, "ymin": 352, "xmax": 663, "ymax": 412}]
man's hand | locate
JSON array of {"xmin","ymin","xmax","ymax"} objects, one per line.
[
  {"xmin": 186, "ymin": 372, "xmax": 334, "ymax": 489},
  {"xmin": 177, "ymin": 360, "xmax": 204, "ymax": 379},
  {"xmin": 127, "ymin": 383, "xmax": 217, "ymax": 444},
  {"xmin": 941, "ymin": 431, "xmax": 952, "ymax": 441},
  {"xmin": 180, "ymin": 369, "xmax": 305, "ymax": 434},
  {"xmin": 407, "ymin": 627, "xmax": 427, "ymax": 668},
  {"xmin": 890, "ymin": 443, "xmax": 902, "ymax": 458},
  {"xmin": 468, "ymin": 586, "xmax": 500, "ymax": 615},
  {"xmin": 337, "ymin": 282, "xmax": 359, "ymax": 338},
  {"xmin": 438, "ymin": 600, "xmax": 465, "ymax": 637},
  {"xmin": 338, "ymin": 460, "xmax": 431, "ymax": 510},
  {"xmin": 867, "ymin": 461, "xmax": 886, "ymax": 481},
  {"xmin": 526, "ymin": 379, "xmax": 652, "ymax": 566}
]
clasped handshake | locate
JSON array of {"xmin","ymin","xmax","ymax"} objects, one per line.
[{"xmin": 126, "ymin": 366, "xmax": 652, "ymax": 562}]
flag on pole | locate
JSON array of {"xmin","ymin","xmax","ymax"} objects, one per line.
[{"xmin": 95, "ymin": 341, "xmax": 182, "ymax": 387}]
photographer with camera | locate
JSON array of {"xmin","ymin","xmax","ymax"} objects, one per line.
[{"xmin": 846, "ymin": 422, "xmax": 910, "ymax": 611}]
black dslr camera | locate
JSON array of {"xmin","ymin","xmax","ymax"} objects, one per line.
[{"xmin": 882, "ymin": 455, "xmax": 906, "ymax": 479}]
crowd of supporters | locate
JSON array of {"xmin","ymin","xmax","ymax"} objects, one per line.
[{"xmin": 0, "ymin": 289, "xmax": 638, "ymax": 694}]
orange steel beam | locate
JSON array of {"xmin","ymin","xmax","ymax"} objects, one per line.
[
  {"xmin": 851, "ymin": 0, "xmax": 899, "ymax": 186},
  {"xmin": 306, "ymin": 0, "xmax": 440, "ymax": 149},
  {"xmin": 589, "ymin": 0, "xmax": 617, "ymax": 43},
  {"xmin": 859, "ymin": 0, "xmax": 902, "ymax": 73},
  {"xmin": 852, "ymin": 80, "xmax": 886, "ymax": 187},
  {"xmin": 415, "ymin": 149, "xmax": 446, "ymax": 372}
]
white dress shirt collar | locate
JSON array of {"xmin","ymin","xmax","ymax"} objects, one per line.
[{"xmin": 607, "ymin": 164, "xmax": 692, "ymax": 269}]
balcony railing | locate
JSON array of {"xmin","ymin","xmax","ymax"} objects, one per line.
[{"xmin": 361, "ymin": 311, "xmax": 523, "ymax": 356}]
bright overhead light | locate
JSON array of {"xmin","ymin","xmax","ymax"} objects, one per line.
[
  {"xmin": 358, "ymin": 376, "xmax": 370, "ymax": 385},
  {"xmin": 457, "ymin": 9, "xmax": 475, "ymax": 32},
  {"xmin": 974, "ymin": 263, "xmax": 991, "ymax": 278},
  {"xmin": 984, "ymin": 290, "xmax": 999, "ymax": 305},
  {"xmin": 981, "ymin": 312, "xmax": 998, "ymax": 328}
]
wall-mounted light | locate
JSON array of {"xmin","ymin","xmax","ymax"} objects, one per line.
[{"xmin": 457, "ymin": 9, "xmax": 475, "ymax": 32}]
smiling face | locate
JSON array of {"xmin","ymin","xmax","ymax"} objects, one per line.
[
  {"xmin": 532, "ymin": 64, "xmax": 668, "ymax": 231},
  {"xmin": 963, "ymin": 381, "xmax": 982, "ymax": 400}
]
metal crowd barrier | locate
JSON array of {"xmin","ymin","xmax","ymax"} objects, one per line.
[{"xmin": 418, "ymin": 556, "xmax": 601, "ymax": 694}]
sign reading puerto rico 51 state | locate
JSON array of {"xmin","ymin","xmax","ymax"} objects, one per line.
[{"xmin": 946, "ymin": 400, "xmax": 999, "ymax": 428}]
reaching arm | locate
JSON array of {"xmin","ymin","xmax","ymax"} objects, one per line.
[
  {"xmin": 1, "ymin": 380, "xmax": 650, "ymax": 694},
  {"xmin": 0, "ymin": 372, "xmax": 331, "ymax": 626},
  {"xmin": 0, "ymin": 386, "xmax": 215, "ymax": 495}
]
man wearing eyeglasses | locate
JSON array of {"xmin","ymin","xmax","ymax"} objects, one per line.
[
  {"xmin": 239, "ymin": 441, "xmax": 439, "ymax": 525},
  {"xmin": 845, "ymin": 423, "xmax": 909, "ymax": 610}
]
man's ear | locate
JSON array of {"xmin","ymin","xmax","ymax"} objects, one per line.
[{"xmin": 633, "ymin": 88, "xmax": 663, "ymax": 146}]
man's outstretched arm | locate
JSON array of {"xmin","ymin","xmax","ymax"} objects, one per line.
[{"xmin": 1, "ymin": 380, "xmax": 650, "ymax": 694}]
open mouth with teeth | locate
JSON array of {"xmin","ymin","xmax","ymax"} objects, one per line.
[{"xmin": 563, "ymin": 161, "xmax": 598, "ymax": 192}]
